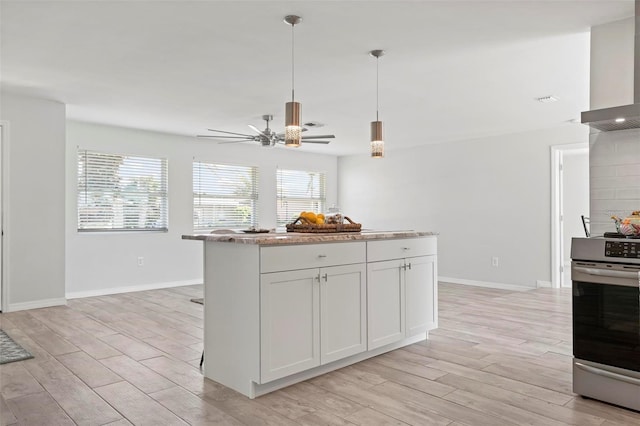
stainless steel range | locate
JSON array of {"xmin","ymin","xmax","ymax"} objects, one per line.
[{"xmin": 571, "ymin": 236, "xmax": 640, "ymax": 411}]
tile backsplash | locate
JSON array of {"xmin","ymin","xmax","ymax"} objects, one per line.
[{"xmin": 589, "ymin": 128, "xmax": 640, "ymax": 235}]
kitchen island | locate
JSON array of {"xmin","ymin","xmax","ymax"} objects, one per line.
[{"xmin": 183, "ymin": 230, "xmax": 438, "ymax": 398}]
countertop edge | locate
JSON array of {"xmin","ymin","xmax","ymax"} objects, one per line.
[{"xmin": 182, "ymin": 231, "xmax": 438, "ymax": 245}]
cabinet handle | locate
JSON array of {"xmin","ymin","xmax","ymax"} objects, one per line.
[
  {"xmin": 401, "ymin": 264, "xmax": 407, "ymax": 271},
  {"xmin": 322, "ymin": 273, "xmax": 328, "ymax": 282},
  {"xmin": 407, "ymin": 262, "xmax": 412, "ymax": 270},
  {"xmin": 315, "ymin": 274, "xmax": 321, "ymax": 282},
  {"xmin": 402, "ymin": 247, "xmax": 411, "ymax": 251},
  {"xmin": 318, "ymin": 254, "xmax": 327, "ymax": 258}
]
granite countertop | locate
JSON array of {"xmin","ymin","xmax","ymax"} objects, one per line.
[{"xmin": 182, "ymin": 230, "xmax": 437, "ymax": 246}]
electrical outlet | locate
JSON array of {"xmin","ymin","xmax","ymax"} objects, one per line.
[
  {"xmin": 491, "ymin": 256, "xmax": 499, "ymax": 267},
  {"xmin": 137, "ymin": 256, "xmax": 144, "ymax": 267}
]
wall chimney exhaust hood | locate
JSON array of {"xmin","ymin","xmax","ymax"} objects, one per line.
[{"xmin": 581, "ymin": 0, "xmax": 640, "ymax": 131}]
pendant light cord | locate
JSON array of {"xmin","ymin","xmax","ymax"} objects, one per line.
[
  {"xmin": 291, "ymin": 22, "xmax": 295, "ymax": 102},
  {"xmin": 376, "ymin": 55, "xmax": 379, "ymax": 121}
]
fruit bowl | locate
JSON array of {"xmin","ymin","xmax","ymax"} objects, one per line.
[
  {"xmin": 286, "ymin": 215, "xmax": 361, "ymax": 233},
  {"xmin": 612, "ymin": 211, "xmax": 640, "ymax": 236}
]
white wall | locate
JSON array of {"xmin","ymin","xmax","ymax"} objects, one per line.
[
  {"xmin": 0, "ymin": 92, "xmax": 66, "ymax": 311},
  {"xmin": 338, "ymin": 124, "xmax": 589, "ymax": 289},
  {"xmin": 65, "ymin": 121, "xmax": 338, "ymax": 297},
  {"xmin": 589, "ymin": 128, "xmax": 640, "ymax": 236}
]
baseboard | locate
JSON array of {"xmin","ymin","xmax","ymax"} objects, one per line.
[
  {"xmin": 438, "ymin": 276, "xmax": 533, "ymax": 292},
  {"xmin": 66, "ymin": 279, "xmax": 203, "ymax": 300},
  {"xmin": 536, "ymin": 280, "xmax": 552, "ymax": 288},
  {"xmin": 6, "ymin": 297, "xmax": 67, "ymax": 312}
]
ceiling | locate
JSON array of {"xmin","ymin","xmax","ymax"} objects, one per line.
[{"xmin": 0, "ymin": 1, "xmax": 634, "ymax": 156}]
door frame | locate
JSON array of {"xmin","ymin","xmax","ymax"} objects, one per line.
[
  {"xmin": 550, "ymin": 143, "xmax": 588, "ymax": 288},
  {"xmin": 0, "ymin": 121, "xmax": 7, "ymax": 312}
]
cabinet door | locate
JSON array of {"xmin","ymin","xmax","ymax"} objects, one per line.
[
  {"xmin": 260, "ymin": 269, "xmax": 320, "ymax": 383},
  {"xmin": 320, "ymin": 264, "xmax": 367, "ymax": 364},
  {"xmin": 367, "ymin": 259, "xmax": 405, "ymax": 350},
  {"xmin": 405, "ymin": 255, "xmax": 437, "ymax": 337}
]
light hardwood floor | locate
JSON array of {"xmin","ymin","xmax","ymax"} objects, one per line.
[{"xmin": 1, "ymin": 282, "xmax": 639, "ymax": 425}]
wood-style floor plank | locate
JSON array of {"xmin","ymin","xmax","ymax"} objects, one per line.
[
  {"xmin": 94, "ymin": 381, "xmax": 187, "ymax": 426},
  {"xmin": 309, "ymin": 373, "xmax": 457, "ymax": 426},
  {"xmin": 442, "ymin": 388, "xmax": 570, "ymax": 426},
  {"xmin": 98, "ymin": 333, "xmax": 164, "ymax": 361},
  {"xmin": 148, "ymin": 386, "xmax": 245, "ymax": 425},
  {"xmin": 5, "ymin": 391, "xmax": 76, "ymax": 425},
  {"xmin": 99, "ymin": 355, "xmax": 175, "ymax": 395},
  {"xmin": 140, "ymin": 355, "xmax": 223, "ymax": 395},
  {"xmin": 0, "ymin": 394, "xmax": 17, "ymax": 426},
  {"xmin": 344, "ymin": 407, "xmax": 411, "ymax": 425},
  {"xmin": 1, "ymin": 282, "xmax": 639, "ymax": 425},
  {"xmin": 0, "ymin": 363, "xmax": 44, "ymax": 400},
  {"xmin": 24, "ymin": 356, "xmax": 123, "ymax": 425},
  {"xmin": 437, "ymin": 374, "xmax": 604, "ymax": 426},
  {"xmin": 346, "ymin": 359, "xmax": 456, "ymax": 397},
  {"xmin": 275, "ymin": 381, "xmax": 365, "ymax": 419},
  {"xmin": 203, "ymin": 394, "xmax": 302, "ymax": 426},
  {"xmin": 56, "ymin": 351, "xmax": 123, "ymax": 389}
]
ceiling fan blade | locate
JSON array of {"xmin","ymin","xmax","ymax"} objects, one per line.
[
  {"xmin": 197, "ymin": 135, "xmax": 254, "ymax": 139},
  {"xmin": 248, "ymin": 124, "xmax": 264, "ymax": 135},
  {"xmin": 301, "ymin": 135, "xmax": 335, "ymax": 139},
  {"xmin": 218, "ymin": 140, "xmax": 252, "ymax": 144},
  {"xmin": 206, "ymin": 129, "xmax": 254, "ymax": 137}
]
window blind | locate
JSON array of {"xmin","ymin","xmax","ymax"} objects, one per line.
[
  {"xmin": 277, "ymin": 169, "xmax": 326, "ymax": 226},
  {"xmin": 77, "ymin": 150, "xmax": 168, "ymax": 231},
  {"xmin": 193, "ymin": 161, "xmax": 259, "ymax": 230}
]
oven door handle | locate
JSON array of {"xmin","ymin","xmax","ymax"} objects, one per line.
[
  {"xmin": 573, "ymin": 266, "xmax": 640, "ymax": 280},
  {"xmin": 575, "ymin": 362, "xmax": 640, "ymax": 386}
]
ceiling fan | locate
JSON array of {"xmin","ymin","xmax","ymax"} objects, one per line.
[{"xmin": 197, "ymin": 115, "xmax": 335, "ymax": 147}]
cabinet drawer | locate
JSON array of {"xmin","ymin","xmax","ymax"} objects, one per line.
[
  {"xmin": 261, "ymin": 242, "xmax": 366, "ymax": 273},
  {"xmin": 367, "ymin": 237, "xmax": 436, "ymax": 262}
]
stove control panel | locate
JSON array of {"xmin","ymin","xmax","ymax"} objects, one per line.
[{"xmin": 605, "ymin": 241, "xmax": 640, "ymax": 259}]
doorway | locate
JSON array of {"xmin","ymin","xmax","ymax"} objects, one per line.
[{"xmin": 551, "ymin": 143, "xmax": 589, "ymax": 288}]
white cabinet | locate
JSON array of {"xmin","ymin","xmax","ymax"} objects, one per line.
[
  {"xmin": 405, "ymin": 255, "xmax": 437, "ymax": 337},
  {"xmin": 197, "ymin": 235, "xmax": 436, "ymax": 398},
  {"xmin": 320, "ymin": 264, "xmax": 367, "ymax": 364},
  {"xmin": 367, "ymin": 259, "xmax": 405, "ymax": 349},
  {"xmin": 260, "ymin": 269, "xmax": 320, "ymax": 383},
  {"xmin": 260, "ymin": 244, "xmax": 367, "ymax": 383},
  {"xmin": 367, "ymin": 239, "xmax": 437, "ymax": 351}
]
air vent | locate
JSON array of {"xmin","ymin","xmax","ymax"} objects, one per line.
[
  {"xmin": 303, "ymin": 121, "xmax": 324, "ymax": 128},
  {"xmin": 536, "ymin": 95, "xmax": 559, "ymax": 103}
]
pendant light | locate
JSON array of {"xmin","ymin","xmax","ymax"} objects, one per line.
[
  {"xmin": 370, "ymin": 49, "xmax": 385, "ymax": 158},
  {"xmin": 284, "ymin": 15, "xmax": 302, "ymax": 147}
]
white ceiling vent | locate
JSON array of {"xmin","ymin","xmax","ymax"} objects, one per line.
[
  {"xmin": 303, "ymin": 121, "xmax": 325, "ymax": 128},
  {"xmin": 536, "ymin": 95, "xmax": 559, "ymax": 103}
]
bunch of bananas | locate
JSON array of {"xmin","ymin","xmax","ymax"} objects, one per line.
[{"xmin": 300, "ymin": 211, "xmax": 325, "ymax": 224}]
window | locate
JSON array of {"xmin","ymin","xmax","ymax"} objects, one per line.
[
  {"xmin": 78, "ymin": 150, "xmax": 168, "ymax": 231},
  {"xmin": 277, "ymin": 169, "xmax": 326, "ymax": 226},
  {"xmin": 193, "ymin": 161, "xmax": 259, "ymax": 230}
]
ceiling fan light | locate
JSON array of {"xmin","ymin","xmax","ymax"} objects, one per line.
[
  {"xmin": 371, "ymin": 120, "xmax": 384, "ymax": 158},
  {"xmin": 285, "ymin": 101, "xmax": 301, "ymax": 147},
  {"xmin": 285, "ymin": 126, "xmax": 302, "ymax": 147}
]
